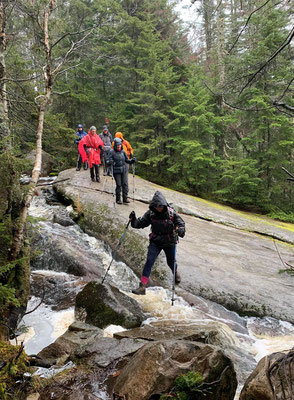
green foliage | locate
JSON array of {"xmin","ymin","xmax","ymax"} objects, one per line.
[
  {"xmin": 0, "ymin": 341, "xmax": 30, "ymax": 399},
  {"xmin": 3, "ymin": 0, "xmax": 294, "ymax": 219},
  {"xmin": 267, "ymin": 208, "xmax": 294, "ymax": 224},
  {"xmin": 160, "ymin": 371, "xmax": 212, "ymax": 400},
  {"xmin": 279, "ymin": 269, "xmax": 294, "ymax": 277},
  {"xmin": 0, "ymin": 153, "xmax": 30, "ymax": 319},
  {"xmin": 215, "ymin": 158, "xmax": 266, "ymax": 208}
]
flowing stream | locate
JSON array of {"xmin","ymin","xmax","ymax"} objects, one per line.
[{"xmin": 15, "ymin": 181, "xmax": 294, "ymax": 397}]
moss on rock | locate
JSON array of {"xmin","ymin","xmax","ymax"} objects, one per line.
[{"xmin": 75, "ymin": 281, "xmax": 145, "ymax": 329}]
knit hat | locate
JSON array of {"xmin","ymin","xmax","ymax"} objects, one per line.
[{"xmin": 89, "ymin": 126, "xmax": 97, "ymax": 132}]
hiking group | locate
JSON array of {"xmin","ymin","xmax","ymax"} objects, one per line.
[
  {"xmin": 74, "ymin": 124, "xmax": 135, "ymax": 204},
  {"xmin": 74, "ymin": 124, "xmax": 186, "ymax": 298}
]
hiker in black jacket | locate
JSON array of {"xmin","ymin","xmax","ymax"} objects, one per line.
[
  {"xmin": 129, "ymin": 190, "xmax": 185, "ymax": 295},
  {"xmin": 108, "ymin": 138, "xmax": 135, "ymax": 204}
]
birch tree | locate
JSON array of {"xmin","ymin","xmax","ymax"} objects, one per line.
[
  {"xmin": 0, "ymin": 0, "xmax": 10, "ymax": 151},
  {"xmin": 9, "ymin": 0, "xmax": 94, "ymax": 260}
]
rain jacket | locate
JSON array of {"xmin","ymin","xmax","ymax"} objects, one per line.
[
  {"xmin": 79, "ymin": 132, "xmax": 104, "ymax": 168},
  {"xmin": 75, "ymin": 126, "xmax": 87, "ymax": 144},
  {"xmin": 112, "ymin": 132, "xmax": 133, "ymax": 159},
  {"xmin": 131, "ymin": 191, "xmax": 186, "ymax": 247},
  {"xmin": 99, "ymin": 128, "xmax": 113, "ymax": 152},
  {"xmin": 108, "ymin": 140, "xmax": 133, "ymax": 174}
]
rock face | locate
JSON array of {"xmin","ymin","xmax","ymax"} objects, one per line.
[
  {"xmin": 75, "ymin": 282, "xmax": 146, "ymax": 329},
  {"xmin": 31, "ymin": 224, "xmax": 105, "ymax": 278},
  {"xmin": 53, "ymin": 168, "xmax": 294, "ymax": 323},
  {"xmin": 240, "ymin": 350, "xmax": 294, "ymax": 400},
  {"xmin": 25, "ymin": 150, "xmax": 55, "ymax": 176},
  {"xmin": 112, "ymin": 340, "xmax": 237, "ymax": 400}
]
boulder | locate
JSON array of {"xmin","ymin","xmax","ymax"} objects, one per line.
[
  {"xmin": 75, "ymin": 336, "xmax": 146, "ymax": 368},
  {"xmin": 30, "ymin": 271, "xmax": 86, "ymax": 310},
  {"xmin": 240, "ymin": 350, "xmax": 294, "ymax": 400},
  {"xmin": 36, "ymin": 321, "xmax": 103, "ymax": 366},
  {"xmin": 31, "ymin": 227, "xmax": 104, "ymax": 278},
  {"xmin": 114, "ymin": 319, "xmax": 256, "ymax": 388},
  {"xmin": 112, "ymin": 340, "xmax": 237, "ymax": 400},
  {"xmin": 114, "ymin": 319, "xmax": 240, "ymax": 347},
  {"xmin": 75, "ymin": 282, "xmax": 145, "ymax": 329},
  {"xmin": 36, "ymin": 365, "xmax": 105, "ymax": 400},
  {"xmin": 24, "ymin": 150, "xmax": 55, "ymax": 177},
  {"xmin": 53, "ymin": 210, "xmax": 76, "ymax": 227}
]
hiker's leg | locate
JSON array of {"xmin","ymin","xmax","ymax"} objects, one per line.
[{"xmin": 142, "ymin": 242, "xmax": 161, "ymax": 281}]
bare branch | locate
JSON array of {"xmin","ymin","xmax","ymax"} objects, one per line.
[
  {"xmin": 276, "ymin": 77, "xmax": 294, "ymax": 101},
  {"xmin": 1, "ymin": 73, "xmax": 43, "ymax": 82},
  {"xmin": 228, "ymin": 0, "xmax": 271, "ymax": 54},
  {"xmin": 52, "ymin": 29, "xmax": 93, "ymax": 76},
  {"xmin": 239, "ymin": 26, "xmax": 294, "ymax": 96},
  {"xmin": 50, "ymin": 26, "xmax": 95, "ymax": 50},
  {"xmin": 203, "ymin": 80, "xmax": 275, "ymax": 112},
  {"xmin": 52, "ymin": 90, "xmax": 70, "ymax": 95},
  {"xmin": 54, "ymin": 62, "xmax": 82, "ymax": 78},
  {"xmin": 273, "ymin": 101, "xmax": 294, "ymax": 112}
]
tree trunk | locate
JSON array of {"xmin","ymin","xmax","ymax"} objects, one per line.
[
  {"xmin": 9, "ymin": 0, "xmax": 55, "ymax": 260},
  {"xmin": 0, "ymin": 1, "xmax": 10, "ymax": 151}
]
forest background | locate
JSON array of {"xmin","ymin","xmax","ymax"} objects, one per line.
[{"xmin": 0, "ymin": 0, "xmax": 293, "ymax": 326}]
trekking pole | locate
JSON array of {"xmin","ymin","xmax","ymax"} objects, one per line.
[
  {"xmin": 282, "ymin": 166, "xmax": 294, "ymax": 182},
  {"xmin": 111, "ymin": 165, "xmax": 116, "ymax": 207},
  {"xmin": 102, "ymin": 173, "xmax": 107, "ymax": 193},
  {"xmin": 101, "ymin": 219, "xmax": 131, "ymax": 284},
  {"xmin": 171, "ymin": 232, "xmax": 178, "ymax": 306},
  {"xmin": 132, "ymin": 162, "xmax": 135, "ymax": 202}
]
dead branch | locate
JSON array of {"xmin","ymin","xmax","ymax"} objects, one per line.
[
  {"xmin": 239, "ymin": 26, "xmax": 294, "ymax": 96},
  {"xmin": 273, "ymin": 239, "xmax": 294, "ymax": 270},
  {"xmin": 0, "ymin": 321, "xmax": 17, "ymax": 343},
  {"xmin": 52, "ymin": 29, "xmax": 93, "ymax": 75},
  {"xmin": 23, "ymin": 278, "xmax": 46, "ymax": 316},
  {"xmin": 50, "ymin": 25, "xmax": 95, "ymax": 50},
  {"xmin": 228, "ymin": 0, "xmax": 271, "ymax": 53}
]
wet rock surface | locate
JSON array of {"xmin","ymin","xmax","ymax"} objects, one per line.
[
  {"xmin": 112, "ymin": 339, "xmax": 238, "ymax": 400},
  {"xmin": 114, "ymin": 319, "xmax": 256, "ymax": 387},
  {"xmin": 30, "ymin": 271, "xmax": 87, "ymax": 311},
  {"xmin": 240, "ymin": 350, "xmax": 294, "ymax": 400},
  {"xmin": 75, "ymin": 282, "xmax": 146, "ymax": 329},
  {"xmin": 54, "ymin": 168, "xmax": 294, "ymax": 323}
]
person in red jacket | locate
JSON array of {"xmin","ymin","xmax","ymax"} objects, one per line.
[{"xmin": 79, "ymin": 126, "xmax": 104, "ymax": 182}]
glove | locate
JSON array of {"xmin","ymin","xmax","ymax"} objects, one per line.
[
  {"xmin": 130, "ymin": 157, "xmax": 136, "ymax": 164},
  {"xmin": 129, "ymin": 211, "xmax": 136, "ymax": 221},
  {"xmin": 99, "ymin": 145, "xmax": 104, "ymax": 150},
  {"xmin": 176, "ymin": 227, "xmax": 185, "ymax": 238},
  {"xmin": 85, "ymin": 149, "xmax": 89, "ymax": 157}
]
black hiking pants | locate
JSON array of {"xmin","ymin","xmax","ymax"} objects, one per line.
[
  {"xmin": 90, "ymin": 164, "xmax": 100, "ymax": 181},
  {"xmin": 142, "ymin": 242, "xmax": 177, "ymax": 279},
  {"xmin": 114, "ymin": 171, "xmax": 128, "ymax": 201}
]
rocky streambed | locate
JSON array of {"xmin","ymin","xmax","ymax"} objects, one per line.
[{"xmin": 16, "ymin": 170, "xmax": 294, "ymax": 400}]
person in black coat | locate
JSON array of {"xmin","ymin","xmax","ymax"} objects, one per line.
[
  {"xmin": 108, "ymin": 138, "xmax": 135, "ymax": 204},
  {"xmin": 129, "ymin": 190, "xmax": 185, "ymax": 295}
]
